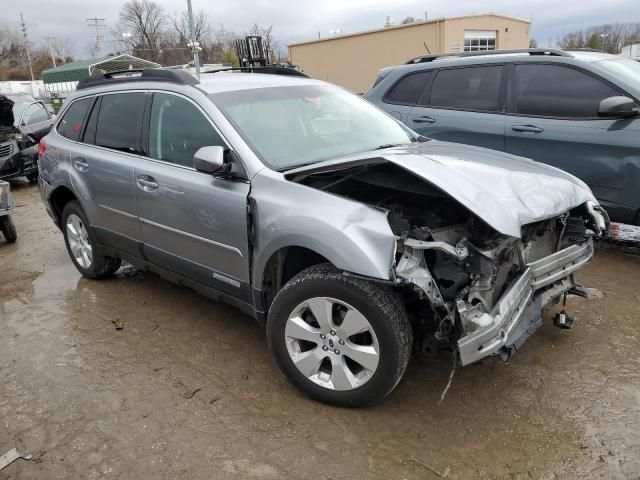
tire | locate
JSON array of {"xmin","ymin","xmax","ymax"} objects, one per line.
[
  {"xmin": 0, "ymin": 216, "xmax": 17, "ymax": 243},
  {"xmin": 267, "ymin": 264, "xmax": 412, "ymax": 407},
  {"xmin": 61, "ymin": 201, "xmax": 121, "ymax": 279}
]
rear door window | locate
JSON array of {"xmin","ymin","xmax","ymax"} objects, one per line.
[
  {"xmin": 429, "ymin": 65, "xmax": 504, "ymax": 112},
  {"xmin": 384, "ymin": 72, "xmax": 432, "ymax": 105},
  {"xmin": 95, "ymin": 93, "xmax": 147, "ymax": 153},
  {"xmin": 515, "ymin": 64, "xmax": 619, "ymax": 118},
  {"xmin": 57, "ymin": 98, "xmax": 92, "ymax": 141}
]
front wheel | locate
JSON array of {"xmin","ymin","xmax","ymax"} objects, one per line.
[
  {"xmin": 61, "ymin": 201, "xmax": 121, "ymax": 279},
  {"xmin": 0, "ymin": 215, "xmax": 17, "ymax": 243},
  {"xmin": 267, "ymin": 264, "xmax": 412, "ymax": 407}
]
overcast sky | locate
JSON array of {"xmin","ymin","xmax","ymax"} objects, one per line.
[{"xmin": 5, "ymin": 0, "xmax": 639, "ymax": 57}]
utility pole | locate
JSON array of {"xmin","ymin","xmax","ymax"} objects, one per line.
[
  {"xmin": 600, "ymin": 32, "xmax": 610, "ymax": 52},
  {"xmin": 46, "ymin": 37, "xmax": 57, "ymax": 67},
  {"xmin": 186, "ymin": 0, "xmax": 201, "ymax": 80},
  {"xmin": 19, "ymin": 13, "xmax": 35, "ymax": 82},
  {"xmin": 87, "ymin": 17, "xmax": 106, "ymax": 57}
]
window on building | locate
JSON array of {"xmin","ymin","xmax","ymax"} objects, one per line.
[
  {"xmin": 464, "ymin": 31, "xmax": 496, "ymax": 52},
  {"xmin": 515, "ymin": 64, "xmax": 620, "ymax": 118},
  {"xmin": 383, "ymin": 72, "xmax": 432, "ymax": 105},
  {"xmin": 429, "ymin": 65, "xmax": 504, "ymax": 112}
]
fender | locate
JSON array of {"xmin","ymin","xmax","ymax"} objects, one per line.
[{"xmin": 250, "ymin": 169, "xmax": 396, "ymax": 290}]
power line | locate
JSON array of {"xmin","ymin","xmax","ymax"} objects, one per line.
[
  {"xmin": 87, "ymin": 17, "xmax": 106, "ymax": 56},
  {"xmin": 19, "ymin": 12, "xmax": 35, "ymax": 82}
]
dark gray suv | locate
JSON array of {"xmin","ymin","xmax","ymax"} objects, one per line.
[
  {"xmin": 38, "ymin": 68, "xmax": 606, "ymax": 406},
  {"xmin": 365, "ymin": 49, "xmax": 640, "ymax": 225}
]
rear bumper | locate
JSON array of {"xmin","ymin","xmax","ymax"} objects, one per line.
[{"xmin": 457, "ymin": 239, "xmax": 594, "ymax": 366}]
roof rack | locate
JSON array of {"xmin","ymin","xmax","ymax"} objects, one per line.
[
  {"xmin": 406, "ymin": 48, "xmax": 573, "ymax": 64},
  {"xmin": 204, "ymin": 65, "xmax": 309, "ymax": 78},
  {"xmin": 77, "ymin": 69, "xmax": 198, "ymax": 90}
]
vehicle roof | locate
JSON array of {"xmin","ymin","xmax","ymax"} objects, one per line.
[
  {"xmin": 70, "ymin": 71, "xmax": 327, "ymax": 98},
  {"xmin": 196, "ymin": 72, "xmax": 326, "ymax": 94},
  {"xmin": 395, "ymin": 50, "xmax": 621, "ymax": 73}
]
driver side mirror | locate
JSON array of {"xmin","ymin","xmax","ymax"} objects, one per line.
[
  {"xmin": 598, "ymin": 96, "xmax": 639, "ymax": 118},
  {"xmin": 193, "ymin": 146, "xmax": 226, "ymax": 174}
]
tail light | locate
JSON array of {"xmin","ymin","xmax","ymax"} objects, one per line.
[{"xmin": 37, "ymin": 138, "xmax": 46, "ymax": 158}]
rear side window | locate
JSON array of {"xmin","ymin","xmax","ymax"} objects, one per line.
[
  {"xmin": 95, "ymin": 93, "xmax": 146, "ymax": 153},
  {"xmin": 515, "ymin": 64, "xmax": 619, "ymax": 118},
  {"xmin": 148, "ymin": 93, "xmax": 225, "ymax": 167},
  {"xmin": 57, "ymin": 98, "xmax": 92, "ymax": 141},
  {"xmin": 384, "ymin": 72, "xmax": 431, "ymax": 105},
  {"xmin": 430, "ymin": 65, "xmax": 504, "ymax": 112}
]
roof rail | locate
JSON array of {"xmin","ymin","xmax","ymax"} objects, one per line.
[
  {"xmin": 562, "ymin": 48, "xmax": 605, "ymax": 53},
  {"xmin": 204, "ymin": 65, "xmax": 309, "ymax": 78},
  {"xmin": 77, "ymin": 69, "xmax": 198, "ymax": 90},
  {"xmin": 406, "ymin": 48, "xmax": 573, "ymax": 64}
]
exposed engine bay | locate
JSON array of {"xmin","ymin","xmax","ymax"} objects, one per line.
[{"xmin": 294, "ymin": 161, "xmax": 608, "ymax": 363}]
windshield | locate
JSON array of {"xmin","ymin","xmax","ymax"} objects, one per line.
[
  {"xmin": 211, "ymin": 84, "xmax": 417, "ymax": 170},
  {"xmin": 596, "ymin": 58, "xmax": 640, "ymax": 90}
]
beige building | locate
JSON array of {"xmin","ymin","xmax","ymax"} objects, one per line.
[{"xmin": 288, "ymin": 13, "xmax": 531, "ymax": 94}]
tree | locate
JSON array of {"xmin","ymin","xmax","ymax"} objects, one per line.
[
  {"xmin": 529, "ymin": 38, "xmax": 538, "ymax": 48},
  {"xmin": 401, "ymin": 16, "xmax": 417, "ymax": 25},
  {"xmin": 559, "ymin": 22, "xmax": 640, "ymax": 54},
  {"xmin": 118, "ymin": 0, "xmax": 168, "ymax": 62}
]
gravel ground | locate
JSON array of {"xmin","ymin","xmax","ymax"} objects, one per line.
[{"xmin": 1, "ymin": 181, "xmax": 639, "ymax": 480}]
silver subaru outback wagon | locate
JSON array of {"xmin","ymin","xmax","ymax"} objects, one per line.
[{"xmin": 38, "ymin": 68, "xmax": 607, "ymax": 406}]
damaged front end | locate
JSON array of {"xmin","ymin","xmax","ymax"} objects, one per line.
[
  {"xmin": 0, "ymin": 95, "xmax": 38, "ymax": 180},
  {"xmin": 287, "ymin": 148, "xmax": 608, "ymax": 366},
  {"xmin": 394, "ymin": 203, "xmax": 606, "ymax": 365}
]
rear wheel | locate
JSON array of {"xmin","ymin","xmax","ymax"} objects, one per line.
[
  {"xmin": 0, "ymin": 215, "xmax": 17, "ymax": 243},
  {"xmin": 61, "ymin": 201, "xmax": 121, "ymax": 279},
  {"xmin": 267, "ymin": 264, "xmax": 412, "ymax": 407}
]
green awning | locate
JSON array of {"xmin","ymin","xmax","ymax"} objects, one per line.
[{"xmin": 42, "ymin": 55, "xmax": 161, "ymax": 84}]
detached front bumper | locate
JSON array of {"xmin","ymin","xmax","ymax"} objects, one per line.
[{"xmin": 457, "ymin": 239, "xmax": 594, "ymax": 366}]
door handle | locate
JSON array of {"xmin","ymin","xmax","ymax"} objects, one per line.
[
  {"xmin": 136, "ymin": 176, "xmax": 159, "ymax": 191},
  {"xmin": 73, "ymin": 158, "xmax": 88, "ymax": 172},
  {"xmin": 412, "ymin": 115, "xmax": 436, "ymax": 124},
  {"xmin": 512, "ymin": 124, "xmax": 544, "ymax": 133}
]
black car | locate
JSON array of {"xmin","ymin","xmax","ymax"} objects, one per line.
[{"xmin": 0, "ymin": 94, "xmax": 55, "ymax": 182}]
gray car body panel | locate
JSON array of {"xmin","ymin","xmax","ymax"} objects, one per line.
[
  {"xmin": 365, "ymin": 52, "xmax": 640, "ymax": 224},
  {"xmin": 250, "ymin": 168, "xmax": 396, "ymax": 287}
]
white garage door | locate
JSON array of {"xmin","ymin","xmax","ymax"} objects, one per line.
[{"xmin": 464, "ymin": 30, "xmax": 496, "ymax": 51}]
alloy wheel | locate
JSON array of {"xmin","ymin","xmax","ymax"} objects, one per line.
[
  {"xmin": 284, "ymin": 297, "xmax": 380, "ymax": 391},
  {"xmin": 66, "ymin": 213, "xmax": 93, "ymax": 269}
]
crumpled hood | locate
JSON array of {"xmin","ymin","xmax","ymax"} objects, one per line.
[{"xmin": 287, "ymin": 140, "xmax": 597, "ymax": 238}]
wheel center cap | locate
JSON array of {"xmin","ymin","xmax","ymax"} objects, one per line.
[{"xmin": 328, "ymin": 338, "xmax": 334, "ymax": 348}]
